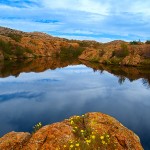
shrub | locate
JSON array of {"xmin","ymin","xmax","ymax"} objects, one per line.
[
  {"xmin": 7, "ymin": 33, "xmax": 22, "ymax": 42},
  {"xmin": 60, "ymin": 46, "xmax": 84, "ymax": 60},
  {"xmin": 130, "ymin": 41, "xmax": 140, "ymax": 45},
  {"xmin": 0, "ymin": 40, "xmax": 13, "ymax": 55},
  {"xmin": 145, "ymin": 40, "xmax": 150, "ymax": 44},
  {"xmin": 14, "ymin": 46, "xmax": 25, "ymax": 57},
  {"xmin": 0, "ymin": 39, "xmax": 33, "ymax": 59},
  {"xmin": 114, "ymin": 43, "xmax": 129, "ymax": 58},
  {"xmin": 78, "ymin": 41, "xmax": 91, "ymax": 47},
  {"xmin": 32, "ymin": 122, "xmax": 42, "ymax": 133}
]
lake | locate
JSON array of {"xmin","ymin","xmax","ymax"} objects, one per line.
[{"xmin": 0, "ymin": 58, "xmax": 150, "ymax": 150}]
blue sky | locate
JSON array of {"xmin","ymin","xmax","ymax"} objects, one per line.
[{"xmin": 0, "ymin": 0, "xmax": 150, "ymax": 42}]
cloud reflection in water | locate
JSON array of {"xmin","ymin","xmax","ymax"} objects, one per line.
[{"xmin": 0, "ymin": 65, "xmax": 150, "ymax": 149}]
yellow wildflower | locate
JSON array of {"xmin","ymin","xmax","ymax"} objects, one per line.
[
  {"xmin": 106, "ymin": 135, "xmax": 110, "ymax": 138},
  {"xmin": 70, "ymin": 120, "xmax": 74, "ymax": 125},
  {"xmin": 81, "ymin": 130, "xmax": 84, "ymax": 133},
  {"xmin": 100, "ymin": 136, "xmax": 104, "ymax": 140},
  {"xmin": 72, "ymin": 129, "xmax": 76, "ymax": 132},
  {"xmin": 91, "ymin": 135, "xmax": 95, "ymax": 139},
  {"xmin": 63, "ymin": 145, "xmax": 66, "ymax": 148},
  {"xmin": 69, "ymin": 140, "xmax": 73, "ymax": 143},
  {"xmin": 102, "ymin": 140, "xmax": 106, "ymax": 144},
  {"xmin": 92, "ymin": 132, "xmax": 95, "ymax": 135},
  {"xmin": 74, "ymin": 127, "xmax": 78, "ymax": 129},
  {"xmin": 76, "ymin": 143, "xmax": 79, "ymax": 147},
  {"xmin": 86, "ymin": 139, "xmax": 91, "ymax": 144},
  {"xmin": 70, "ymin": 145, "xmax": 74, "ymax": 148}
]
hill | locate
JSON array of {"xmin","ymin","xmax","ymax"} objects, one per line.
[{"xmin": 0, "ymin": 26, "xmax": 150, "ymax": 67}]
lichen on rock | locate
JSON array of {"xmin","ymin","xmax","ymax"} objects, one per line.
[{"xmin": 0, "ymin": 112, "xmax": 143, "ymax": 150}]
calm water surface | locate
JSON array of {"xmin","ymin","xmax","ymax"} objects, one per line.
[{"xmin": 0, "ymin": 58, "xmax": 150, "ymax": 149}]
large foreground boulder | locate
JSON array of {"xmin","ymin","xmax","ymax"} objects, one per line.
[{"xmin": 0, "ymin": 112, "xmax": 143, "ymax": 150}]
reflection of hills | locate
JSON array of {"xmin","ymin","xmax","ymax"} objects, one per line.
[
  {"xmin": 0, "ymin": 57, "xmax": 80, "ymax": 78},
  {"xmin": 0, "ymin": 58, "xmax": 150, "ymax": 87},
  {"xmin": 81, "ymin": 60, "xmax": 150, "ymax": 87}
]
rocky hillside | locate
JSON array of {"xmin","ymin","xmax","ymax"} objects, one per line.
[
  {"xmin": 79, "ymin": 40, "xmax": 150, "ymax": 66},
  {"xmin": 0, "ymin": 26, "xmax": 85, "ymax": 60},
  {"xmin": 0, "ymin": 26, "xmax": 150, "ymax": 67},
  {"xmin": 0, "ymin": 112, "xmax": 143, "ymax": 150}
]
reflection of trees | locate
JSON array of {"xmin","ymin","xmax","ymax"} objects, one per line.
[
  {"xmin": 142, "ymin": 79, "xmax": 150, "ymax": 89},
  {"xmin": 1, "ymin": 57, "xmax": 150, "ymax": 88},
  {"xmin": 118, "ymin": 76, "xmax": 126, "ymax": 85},
  {"xmin": 80, "ymin": 60, "xmax": 150, "ymax": 87}
]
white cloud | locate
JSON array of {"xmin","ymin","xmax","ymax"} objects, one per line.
[
  {"xmin": 0, "ymin": 0, "xmax": 150, "ymax": 41},
  {"xmin": 42, "ymin": 0, "xmax": 110, "ymax": 15}
]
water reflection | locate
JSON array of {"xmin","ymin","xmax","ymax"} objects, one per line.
[
  {"xmin": 0, "ymin": 57, "xmax": 150, "ymax": 87},
  {"xmin": 0, "ymin": 58, "xmax": 150, "ymax": 150}
]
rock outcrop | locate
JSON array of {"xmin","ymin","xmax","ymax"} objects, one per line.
[
  {"xmin": 0, "ymin": 112, "xmax": 143, "ymax": 150},
  {"xmin": 79, "ymin": 40, "xmax": 150, "ymax": 66}
]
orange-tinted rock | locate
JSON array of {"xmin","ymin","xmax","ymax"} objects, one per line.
[
  {"xmin": 79, "ymin": 48, "xmax": 100, "ymax": 61},
  {"xmin": 121, "ymin": 54, "xmax": 141, "ymax": 66},
  {"xmin": 0, "ymin": 132, "xmax": 30, "ymax": 150},
  {"xmin": 0, "ymin": 112, "xmax": 143, "ymax": 150},
  {"xmin": 79, "ymin": 41, "xmax": 150, "ymax": 66}
]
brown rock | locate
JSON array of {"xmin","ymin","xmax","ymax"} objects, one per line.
[
  {"xmin": 121, "ymin": 54, "xmax": 141, "ymax": 66},
  {"xmin": 0, "ymin": 112, "xmax": 143, "ymax": 150},
  {"xmin": 0, "ymin": 132, "xmax": 31, "ymax": 150},
  {"xmin": 79, "ymin": 48, "xmax": 100, "ymax": 62}
]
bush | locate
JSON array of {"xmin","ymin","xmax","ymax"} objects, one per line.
[
  {"xmin": 7, "ymin": 33, "xmax": 22, "ymax": 42},
  {"xmin": 0, "ymin": 39, "xmax": 33, "ymax": 59},
  {"xmin": 0, "ymin": 40, "xmax": 13, "ymax": 55},
  {"xmin": 130, "ymin": 41, "xmax": 140, "ymax": 45},
  {"xmin": 114, "ymin": 44, "xmax": 129, "ymax": 58},
  {"xmin": 145, "ymin": 40, "xmax": 150, "ymax": 44},
  {"xmin": 60, "ymin": 46, "xmax": 84, "ymax": 60}
]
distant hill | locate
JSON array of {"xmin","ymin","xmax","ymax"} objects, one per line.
[{"xmin": 0, "ymin": 26, "xmax": 150, "ymax": 67}]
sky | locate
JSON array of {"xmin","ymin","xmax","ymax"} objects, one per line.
[{"xmin": 0, "ymin": 0, "xmax": 150, "ymax": 42}]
